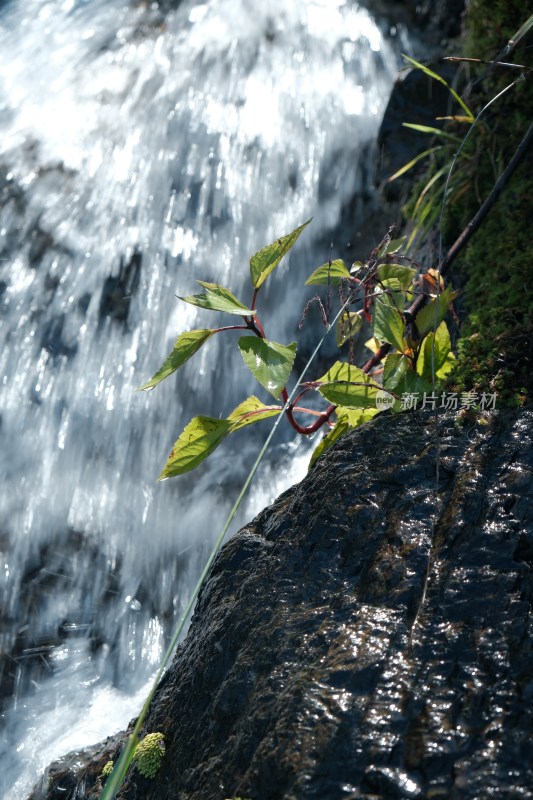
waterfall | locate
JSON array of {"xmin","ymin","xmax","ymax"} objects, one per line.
[{"xmin": 0, "ymin": 0, "xmax": 405, "ymax": 794}]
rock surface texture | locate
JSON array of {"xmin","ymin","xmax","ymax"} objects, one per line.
[{"xmin": 32, "ymin": 407, "xmax": 533, "ymax": 800}]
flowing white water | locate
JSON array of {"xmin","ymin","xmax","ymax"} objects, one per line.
[{"xmin": 0, "ymin": 0, "xmax": 405, "ymax": 794}]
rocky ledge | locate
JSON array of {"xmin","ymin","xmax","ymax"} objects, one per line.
[{"xmin": 31, "ymin": 406, "xmax": 533, "ymax": 799}]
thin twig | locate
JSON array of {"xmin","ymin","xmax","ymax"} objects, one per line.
[{"xmin": 444, "ymin": 56, "xmax": 528, "ymax": 70}]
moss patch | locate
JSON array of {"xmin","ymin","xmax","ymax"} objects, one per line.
[{"xmin": 408, "ymin": 1, "xmax": 533, "ymax": 405}]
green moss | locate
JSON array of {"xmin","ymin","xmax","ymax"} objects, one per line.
[
  {"xmin": 133, "ymin": 732, "xmax": 165, "ymax": 779},
  {"xmin": 401, "ymin": 2, "xmax": 533, "ymax": 405},
  {"xmin": 464, "ymin": 0, "xmax": 531, "ymax": 60},
  {"xmin": 446, "ymin": 2, "xmax": 533, "ymax": 405}
]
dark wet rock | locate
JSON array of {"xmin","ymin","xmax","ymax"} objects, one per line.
[
  {"xmin": 28, "ymin": 224, "xmax": 55, "ymax": 268},
  {"xmin": 0, "ymin": 530, "xmax": 120, "ymax": 716},
  {"xmin": 28, "ymin": 732, "xmax": 125, "ymax": 800},
  {"xmin": 32, "ymin": 406, "xmax": 533, "ymax": 799},
  {"xmin": 358, "ymin": 0, "xmax": 465, "ymax": 45},
  {"xmin": 39, "ymin": 313, "xmax": 79, "ymax": 360},
  {"xmin": 376, "ymin": 61, "xmax": 458, "ymax": 201},
  {"xmin": 98, "ymin": 249, "xmax": 142, "ymax": 327},
  {"xmin": 0, "ymin": 160, "xmax": 73, "ymax": 272}
]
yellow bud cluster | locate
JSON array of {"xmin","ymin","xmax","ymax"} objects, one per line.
[
  {"xmin": 101, "ymin": 760, "xmax": 114, "ymax": 780},
  {"xmin": 133, "ymin": 732, "xmax": 165, "ymax": 779}
]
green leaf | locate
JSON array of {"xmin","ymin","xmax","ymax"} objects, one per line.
[
  {"xmin": 309, "ymin": 406, "xmax": 379, "ymax": 469},
  {"xmin": 416, "ymin": 322, "xmax": 455, "ymax": 382},
  {"xmin": 336, "ymin": 406, "xmax": 380, "ymax": 426},
  {"xmin": 250, "ymin": 219, "xmax": 311, "ymax": 289},
  {"xmin": 394, "ymin": 368, "xmax": 433, "ymax": 406},
  {"xmin": 227, "ymin": 395, "xmax": 282, "ymax": 431},
  {"xmin": 402, "ymin": 122, "xmax": 462, "ymax": 144},
  {"xmin": 305, "ymin": 259, "xmax": 351, "ymax": 286},
  {"xmin": 238, "ymin": 337, "xmax": 297, "ymax": 399},
  {"xmin": 159, "ymin": 416, "xmax": 232, "ymax": 479},
  {"xmin": 377, "ymin": 263, "xmax": 417, "ymax": 291},
  {"xmin": 179, "ymin": 282, "xmax": 254, "ymax": 316},
  {"xmin": 377, "ymin": 236, "xmax": 407, "ymax": 257},
  {"xmin": 373, "ymin": 291, "xmax": 405, "ymax": 351},
  {"xmin": 309, "ymin": 419, "xmax": 349, "ymax": 469},
  {"xmin": 317, "ymin": 361, "xmax": 382, "ymax": 409},
  {"xmin": 415, "ymin": 285, "xmax": 458, "ymax": 338},
  {"xmin": 387, "ymin": 146, "xmax": 443, "ymax": 182},
  {"xmin": 413, "ymin": 164, "xmax": 448, "ymax": 214},
  {"xmin": 138, "ymin": 329, "xmax": 214, "ymax": 391},
  {"xmin": 364, "ymin": 336, "xmax": 381, "ymax": 354},
  {"xmin": 336, "ymin": 311, "xmax": 363, "ymax": 347},
  {"xmin": 436, "ymin": 350, "xmax": 456, "ymax": 380},
  {"xmin": 402, "ymin": 54, "xmax": 474, "ymax": 122},
  {"xmin": 383, "ymin": 353, "xmax": 409, "ymax": 391}
]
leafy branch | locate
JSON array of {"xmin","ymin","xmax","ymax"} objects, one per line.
[{"xmin": 139, "ymin": 220, "xmax": 457, "ymax": 479}]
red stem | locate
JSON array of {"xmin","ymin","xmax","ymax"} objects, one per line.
[
  {"xmin": 252, "ymin": 313, "xmax": 267, "ymax": 338},
  {"xmin": 361, "ymin": 343, "xmax": 392, "ymax": 374},
  {"xmin": 285, "ymin": 403, "xmax": 336, "ymax": 434}
]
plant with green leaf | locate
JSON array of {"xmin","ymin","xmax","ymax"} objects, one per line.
[
  {"xmin": 139, "ymin": 222, "xmax": 457, "ymax": 476},
  {"xmin": 387, "ymin": 55, "xmax": 477, "ymax": 251}
]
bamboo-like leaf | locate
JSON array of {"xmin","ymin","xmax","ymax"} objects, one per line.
[
  {"xmin": 138, "ymin": 329, "xmax": 214, "ymax": 391},
  {"xmin": 305, "ymin": 259, "xmax": 351, "ymax": 286},
  {"xmin": 238, "ymin": 337, "xmax": 296, "ymax": 399},
  {"xmin": 508, "ymin": 13, "xmax": 533, "ymax": 48},
  {"xmin": 403, "ymin": 122, "xmax": 462, "ymax": 143},
  {"xmin": 227, "ymin": 395, "xmax": 283, "ymax": 431},
  {"xmin": 415, "ymin": 285, "xmax": 458, "ymax": 338},
  {"xmin": 416, "ymin": 322, "xmax": 455, "ymax": 382},
  {"xmin": 436, "ymin": 115, "xmax": 476, "ymax": 123},
  {"xmin": 402, "ymin": 54, "xmax": 474, "ymax": 122},
  {"xmin": 250, "ymin": 219, "xmax": 311, "ymax": 289},
  {"xmin": 317, "ymin": 361, "xmax": 382, "ymax": 409},
  {"xmin": 387, "ymin": 146, "xmax": 443, "ymax": 182},
  {"xmin": 159, "ymin": 416, "xmax": 232, "ymax": 479},
  {"xmin": 336, "ymin": 311, "xmax": 363, "ymax": 347},
  {"xmin": 413, "ymin": 165, "xmax": 448, "ymax": 214},
  {"xmin": 179, "ymin": 281, "xmax": 254, "ymax": 316},
  {"xmin": 377, "ymin": 263, "xmax": 417, "ymax": 291},
  {"xmin": 373, "ymin": 291, "xmax": 405, "ymax": 351}
]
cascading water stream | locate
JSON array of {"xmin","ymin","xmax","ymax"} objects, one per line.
[{"xmin": 0, "ymin": 0, "xmax": 406, "ymax": 794}]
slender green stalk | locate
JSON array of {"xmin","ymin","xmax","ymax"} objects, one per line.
[{"xmin": 99, "ymin": 284, "xmax": 358, "ymax": 800}]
